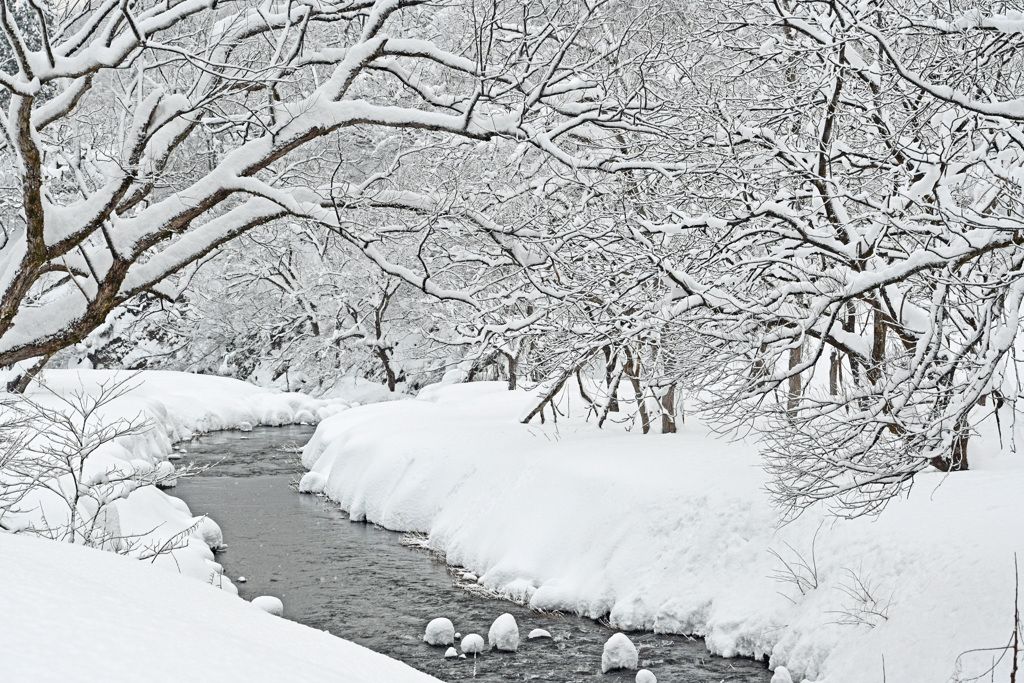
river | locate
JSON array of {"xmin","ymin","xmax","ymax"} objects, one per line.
[{"xmin": 170, "ymin": 425, "xmax": 771, "ymax": 683}]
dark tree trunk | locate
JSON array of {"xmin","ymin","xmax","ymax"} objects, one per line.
[
  {"xmin": 660, "ymin": 384, "xmax": 677, "ymax": 434},
  {"xmin": 787, "ymin": 345, "xmax": 802, "ymax": 412},
  {"xmin": 932, "ymin": 413, "xmax": 970, "ymax": 471}
]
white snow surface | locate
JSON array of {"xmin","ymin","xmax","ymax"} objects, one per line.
[
  {"xmin": 424, "ymin": 617, "xmax": 456, "ymax": 646},
  {"xmin": 301, "ymin": 381, "xmax": 1024, "ymax": 682},
  {"xmin": 636, "ymin": 669, "xmax": 657, "ymax": 683},
  {"xmin": 528, "ymin": 628, "xmax": 551, "ymax": 640},
  {"xmin": 487, "ymin": 612, "xmax": 519, "ymax": 651},
  {"xmin": 771, "ymin": 667, "xmax": 794, "ymax": 683},
  {"xmin": 602, "ymin": 632, "xmax": 639, "ymax": 673},
  {"xmin": 460, "ymin": 633, "xmax": 485, "ymax": 654},
  {"xmin": 251, "ymin": 595, "xmax": 285, "ymax": 616},
  {"xmin": 0, "ymin": 532, "xmax": 439, "ymax": 683}
]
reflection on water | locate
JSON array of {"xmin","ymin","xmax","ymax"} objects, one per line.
[{"xmin": 171, "ymin": 427, "xmax": 770, "ymax": 682}]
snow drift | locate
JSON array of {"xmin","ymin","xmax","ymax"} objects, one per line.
[
  {"xmin": 0, "ymin": 532, "xmax": 439, "ymax": 683},
  {"xmin": 301, "ymin": 381, "xmax": 1024, "ymax": 682}
]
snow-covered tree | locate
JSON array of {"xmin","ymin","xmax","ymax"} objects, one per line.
[
  {"xmin": 632, "ymin": 0, "xmax": 1024, "ymax": 515},
  {"xmin": 0, "ymin": 0, "xmax": 662, "ymax": 387}
]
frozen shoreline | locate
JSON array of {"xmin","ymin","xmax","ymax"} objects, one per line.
[{"xmin": 300, "ymin": 381, "xmax": 1024, "ymax": 683}]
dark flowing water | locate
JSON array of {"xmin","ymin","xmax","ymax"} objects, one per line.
[{"xmin": 170, "ymin": 426, "xmax": 770, "ymax": 683}]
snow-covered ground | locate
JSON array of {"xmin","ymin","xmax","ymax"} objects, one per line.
[
  {"xmin": 301, "ymin": 381, "xmax": 1024, "ymax": 683},
  {"xmin": 0, "ymin": 531, "xmax": 439, "ymax": 683},
  {"xmin": 7, "ymin": 371, "xmax": 1020, "ymax": 682},
  {"xmin": 2, "ymin": 370, "xmax": 438, "ymax": 683}
]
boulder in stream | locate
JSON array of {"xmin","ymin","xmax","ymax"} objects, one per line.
[
  {"xmin": 488, "ymin": 613, "xmax": 520, "ymax": 652},
  {"xmin": 251, "ymin": 595, "xmax": 284, "ymax": 617},
  {"xmin": 423, "ymin": 617, "xmax": 455, "ymax": 646},
  {"xmin": 601, "ymin": 633, "xmax": 638, "ymax": 673},
  {"xmin": 460, "ymin": 633, "xmax": 485, "ymax": 655},
  {"xmin": 191, "ymin": 515, "xmax": 224, "ymax": 551}
]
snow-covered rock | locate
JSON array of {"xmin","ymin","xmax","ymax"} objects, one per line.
[
  {"xmin": 444, "ymin": 647, "xmax": 458, "ymax": 659},
  {"xmin": 239, "ymin": 421, "xmax": 253, "ymax": 432},
  {"xmin": 192, "ymin": 515, "xmax": 224, "ymax": 550},
  {"xmin": 251, "ymin": 595, "xmax": 284, "ymax": 616},
  {"xmin": 527, "ymin": 628, "xmax": 552, "ymax": 640},
  {"xmin": 770, "ymin": 667, "xmax": 793, "ymax": 683},
  {"xmin": 298, "ymin": 471, "xmax": 328, "ymax": 494},
  {"xmin": 460, "ymin": 633, "xmax": 485, "ymax": 654},
  {"xmin": 154, "ymin": 461, "xmax": 177, "ymax": 488},
  {"xmin": 423, "ymin": 618, "xmax": 455, "ymax": 646},
  {"xmin": 636, "ymin": 669, "xmax": 657, "ymax": 683},
  {"xmin": 601, "ymin": 633, "xmax": 638, "ymax": 673},
  {"xmin": 488, "ymin": 613, "xmax": 519, "ymax": 652}
]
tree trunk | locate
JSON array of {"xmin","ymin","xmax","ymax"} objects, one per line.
[
  {"xmin": 603, "ymin": 346, "xmax": 619, "ymax": 413},
  {"xmin": 6, "ymin": 355, "xmax": 49, "ymax": 394},
  {"xmin": 660, "ymin": 384, "xmax": 677, "ymax": 434},
  {"xmin": 787, "ymin": 345, "xmax": 802, "ymax": 412},
  {"xmin": 829, "ymin": 350, "xmax": 840, "ymax": 396},
  {"xmin": 932, "ymin": 413, "xmax": 970, "ymax": 471},
  {"xmin": 504, "ymin": 351, "xmax": 517, "ymax": 391},
  {"xmin": 623, "ymin": 348, "xmax": 651, "ymax": 434}
]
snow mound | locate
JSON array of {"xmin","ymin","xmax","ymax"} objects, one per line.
[
  {"xmin": 636, "ymin": 669, "xmax": 657, "ymax": 683},
  {"xmin": 154, "ymin": 461, "xmax": 177, "ymax": 488},
  {"xmin": 191, "ymin": 516, "xmax": 224, "ymax": 550},
  {"xmin": 528, "ymin": 628, "xmax": 551, "ymax": 640},
  {"xmin": 460, "ymin": 633, "xmax": 485, "ymax": 654},
  {"xmin": 602, "ymin": 633, "xmax": 638, "ymax": 673},
  {"xmin": 252, "ymin": 595, "xmax": 284, "ymax": 616},
  {"xmin": 771, "ymin": 667, "xmax": 793, "ymax": 683},
  {"xmin": 488, "ymin": 613, "xmax": 519, "ymax": 652},
  {"xmin": 130, "ymin": 459, "xmax": 154, "ymax": 476},
  {"xmin": 444, "ymin": 647, "xmax": 458, "ymax": 659},
  {"xmin": 1, "ymin": 533, "xmax": 440, "ymax": 682},
  {"xmin": 298, "ymin": 471, "xmax": 328, "ymax": 494},
  {"xmin": 423, "ymin": 617, "xmax": 455, "ymax": 646},
  {"xmin": 239, "ymin": 421, "xmax": 253, "ymax": 432}
]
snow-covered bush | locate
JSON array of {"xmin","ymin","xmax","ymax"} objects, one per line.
[{"xmin": 0, "ymin": 376, "xmax": 195, "ymax": 556}]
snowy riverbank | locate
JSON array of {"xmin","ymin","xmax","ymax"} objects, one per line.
[
  {"xmin": 0, "ymin": 531, "xmax": 440, "ymax": 683},
  {"xmin": 5, "ymin": 370, "xmax": 350, "ymax": 587},
  {"xmin": 2, "ymin": 370, "xmax": 438, "ymax": 683},
  {"xmin": 300, "ymin": 382, "xmax": 1024, "ymax": 683}
]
